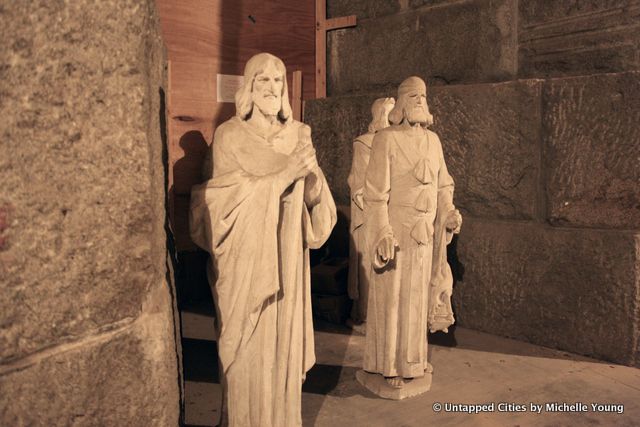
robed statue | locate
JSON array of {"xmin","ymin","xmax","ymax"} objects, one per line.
[
  {"xmin": 347, "ymin": 97, "xmax": 395, "ymax": 328},
  {"xmin": 357, "ymin": 76, "xmax": 462, "ymax": 399},
  {"xmin": 190, "ymin": 53, "xmax": 336, "ymax": 426}
]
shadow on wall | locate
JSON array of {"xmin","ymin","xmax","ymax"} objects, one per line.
[
  {"xmin": 174, "ymin": 130, "xmax": 209, "ymax": 195},
  {"xmin": 170, "ymin": 130, "xmax": 212, "ymax": 306}
]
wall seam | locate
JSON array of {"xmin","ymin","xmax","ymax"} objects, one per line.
[{"xmin": 0, "ymin": 317, "xmax": 137, "ymax": 376}]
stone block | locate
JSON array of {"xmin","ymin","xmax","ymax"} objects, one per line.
[
  {"xmin": 430, "ymin": 80, "xmax": 543, "ymax": 220},
  {"xmin": 519, "ymin": 0, "xmax": 640, "ymax": 78},
  {"xmin": 543, "ymin": 72, "xmax": 640, "ymax": 229},
  {"xmin": 0, "ymin": 0, "xmax": 168, "ymax": 363},
  {"xmin": 0, "ymin": 319, "xmax": 179, "ymax": 426},
  {"xmin": 305, "ymin": 94, "xmax": 387, "ymax": 205},
  {"xmin": 453, "ymin": 218, "xmax": 640, "ymax": 365},
  {"xmin": 328, "ymin": 0, "xmax": 400, "ymax": 20},
  {"xmin": 327, "ymin": 0, "xmax": 517, "ymax": 95}
]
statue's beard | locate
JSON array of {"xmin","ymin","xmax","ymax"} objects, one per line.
[
  {"xmin": 253, "ymin": 93, "xmax": 281, "ymax": 116},
  {"xmin": 405, "ymin": 105, "xmax": 434, "ymax": 126}
]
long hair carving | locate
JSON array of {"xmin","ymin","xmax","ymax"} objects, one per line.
[{"xmin": 235, "ymin": 53, "xmax": 293, "ymax": 123}]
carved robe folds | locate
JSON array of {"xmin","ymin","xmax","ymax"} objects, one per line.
[
  {"xmin": 190, "ymin": 117, "xmax": 336, "ymax": 426},
  {"xmin": 347, "ymin": 132, "xmax": 374, "ymax": 323},
  {"xmin": 363, "ymin": 122, "xmax": 456, "ymax": 378}
]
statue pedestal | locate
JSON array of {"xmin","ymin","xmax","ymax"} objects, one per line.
[{"xmin": 356, "ymin": 370, "xmax": 432, "ymax": 400}]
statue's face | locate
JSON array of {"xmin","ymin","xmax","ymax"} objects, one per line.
[
  {"xmin": 251, "ymin": 61, "xmax": 283, "ymax": 116},
  {"xmin": 403, "ymin": 87, "xmax": 430, "ymax": 125}
]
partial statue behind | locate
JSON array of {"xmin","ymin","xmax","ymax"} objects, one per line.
[{"xmin": 347, "ymin": 97, "xmax": 395, "ymax": 329}]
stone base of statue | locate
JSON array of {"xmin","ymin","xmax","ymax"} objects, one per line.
[{"xmin": 356, "ymin": 369, "xmax": 432, "ymax": 400}]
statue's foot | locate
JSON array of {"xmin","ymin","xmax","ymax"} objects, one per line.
[
  {"xmin": 385, "ymin": 376, "xmax": 404, "ymax": 388},
  {"xmin": 425, "ymin": 362, "xmax": 433, "ymax": 374},
  {"xmin": 385, "ymin": 377, "xmax": 413, "ymax": 388}
]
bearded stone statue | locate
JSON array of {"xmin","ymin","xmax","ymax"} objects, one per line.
[
  {"xmin": 357, "ymin": 76, "xmax": 462, "ymax": 399},
  {"xmin": 190, "ymin": 53, "xmax": 336, "ymax": 426}
]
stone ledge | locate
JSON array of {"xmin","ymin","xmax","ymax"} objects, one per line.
[{"xmin": 519, "ymin": 0, "xmax": 640, "ymax": 78}]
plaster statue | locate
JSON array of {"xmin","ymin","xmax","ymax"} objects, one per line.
[
  {"xmin": 347, "ymin": 97, "xmax": 395, "ymax": 329},
  {"xmin": 356, "ymin": 76, "xmax": 462, "ymax": 400},
  {"xmin": 190, "ymin": 53, "xmax": 336, "ymax": 426}
]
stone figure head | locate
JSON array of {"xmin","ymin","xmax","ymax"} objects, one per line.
[
  {"xmin": 235, "ymin": 53, "xmax": 293, "ymax": 123},
  {"xmin": 388, "ymin": 76, "xmax": 434, "ymax": 127},
  {"xmin": 368, "ymin": 97, "xmax": 395, "ymax": 133}
]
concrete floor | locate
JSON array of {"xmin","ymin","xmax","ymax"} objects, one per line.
[{"xmin": 181, "ymin": 309, "xmax": 640, "ymax": 427}]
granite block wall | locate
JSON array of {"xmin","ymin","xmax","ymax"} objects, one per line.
[
  {"xmin": 0, "ymin": 0, "xmax": 180, "ymax": 424},
  {"xmin": 306, "ymin": 0, "xmax": 640, "ymax": 365}
]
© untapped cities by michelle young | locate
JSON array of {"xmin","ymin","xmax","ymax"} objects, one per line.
[{"xmin": 437, "ymin": 402, "xmax": 625, "ymax": 415}]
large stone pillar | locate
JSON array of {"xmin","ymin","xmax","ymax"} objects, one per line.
[{"xmin": 0, "ymin": 0, "xmax": 180, "ymax": 424}]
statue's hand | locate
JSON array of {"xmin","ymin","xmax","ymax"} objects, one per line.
[
  {"xmin": 445, "ymin": 209, "xmax": 462, "ymax": 232},
  {"xmin": 303, "ymin": 166, "xmax": 322, "ymax": 206},
  {"xmin": 282, "ymin": 143, "xmax": 318, "ymax": 184},
  {"xmin": 376, "ymin": 234, "xmax": 398, "ymax": 266}
]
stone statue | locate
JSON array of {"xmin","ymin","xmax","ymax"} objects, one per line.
[
  {"xmin": 190, "ymin": 53, "xmax": 336, "ymax": 426},
  {"xmin": 356, "ymin": 76, "xmax": 462, "ymax": 400},
  {"xmin": 347, "ymin": 97, "xmax": 395, "ymax": 330}
]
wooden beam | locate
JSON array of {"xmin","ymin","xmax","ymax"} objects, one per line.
[
  {"xmin": 315, "ymin": 0, "xmax": 327, "ymax": 99},
  {"xmin": 315, "ymin": 0, "xmax": 357, "ymax": 98},
  {"xmin": 292, "ymin": 70, "xmax": 303, "ymax": 121},
  {"xmin": 326, "ymin": 16, "xmax": 357, "ymax": 31}
]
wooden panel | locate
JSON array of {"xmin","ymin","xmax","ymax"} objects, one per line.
[
  {"xmin": 157, "ymin": 0, "xmax": 315, "ymax": 99},
  {"xmin": 157, "ymin": 0, "xmax": 316, "ymax": 250}
]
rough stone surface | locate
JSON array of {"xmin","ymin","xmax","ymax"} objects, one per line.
[
  {"xmin": 453, "ymin": 218, "xmax": 640, "ymax": 365},
  {"xmin": 0, "ymin": 0, "xmax": 180, "ymax": 424},
  {"xmin": 328, "ymin": 0, "xmax": 400, "ymax": 20},
  {"xmin": 543, "ymin": 72, "xmax": 640, "ymax": 229},
  {"xmin": 408, "ymin": 0, "xmax": 460, "ymax": 8},
  {"xmin": 0, "ymin": 305, "xmax": 178, "ymax": 426},
  {"xmin": 327, "ymin": 0, "xmax": 517, "ymax": 95},
  {"xmin": 0, "ymin": 1, "xmax": 167, "ymax": 362},
  {"xmin": 519, "ymin": 0, "xmax": 640, "ymax": 78},
  {"xmin": 430, "ymin": 80, "xmax": 542, "ymax": 220},
  {"xmin": 305, "ymin": 93, "xmax": 388, "ymax": 205}
]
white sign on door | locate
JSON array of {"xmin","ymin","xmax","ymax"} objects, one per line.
[{"xmin": 216, "ymin": 74, "xmax": 244, "ymax": 103}]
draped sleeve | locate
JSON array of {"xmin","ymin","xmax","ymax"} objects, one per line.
[
  {"xmin": 299, "ymin": 124, "xmax": 337, "ymax": 249},
  {"xmin": 363, "ymin": 130, "xmax": 394, "ymax": 267},
  {"xmin": 429, "ymin": 130, "xmax": 458, "ymax": 333},
  {"xmin": 348, "ymin": 135, "xmax": 372, "ymax": 231}
]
